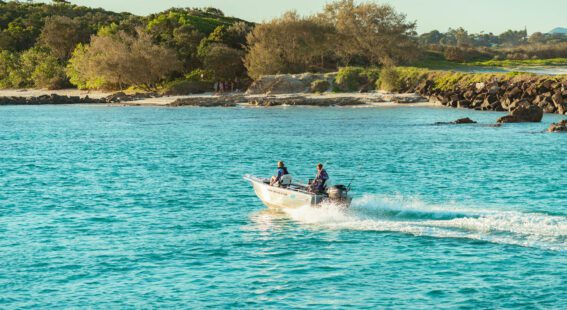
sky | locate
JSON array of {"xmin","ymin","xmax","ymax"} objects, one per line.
[{"xmin": 36, "ymin": 0, "xmax": 566, "ymax": 34}]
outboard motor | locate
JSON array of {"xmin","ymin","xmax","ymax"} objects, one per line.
[{"xmin": 326, "ymin": 185, "xmax": 349, "ymax": 201}]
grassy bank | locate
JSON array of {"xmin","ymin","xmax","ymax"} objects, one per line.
[
  {"xmin": 377, "ymin": 67, "xmax": 567, "ymax": 93},
  {"xmin": 466, "ymin": 58, "xmax": 567, "ymax": 67}
]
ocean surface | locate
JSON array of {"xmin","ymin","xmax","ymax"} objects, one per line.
[{"xmin": 1, "ymin": 104, "xmax": 566, "ymax": 309}]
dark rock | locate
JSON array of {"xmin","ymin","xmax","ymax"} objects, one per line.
[
  {"xmin": 552, "ymin": 92, "xmax": 566, "ymax": 114},
  {"xmin": 392, "ymin": 95, "xmax": 428, "ymax": 104},
  {"xmin": 454, "ymin": 117, "xmax": 477, "ymax": 124},
  {"xmin": 506, "ymin": 87, "xmax": 522, "ymax": 100},
  {"xmin": 548, "ymin": 120, "xmax": 567, "ymax": 132},
  {"xmin": 497, "ymin": 101, "xmax": 543, "ymax": 123},
  {"xmin": 488, "ymin": 85, "xmax": 501, "ymax": 95},
  {"xmin": 457, "ymin": 100, "xmax": 471, "ymax": 108},
  {"xmin": 435, "ymin": 117, "xmax": 477, "ymax": 125},
  {"xmin": 0, "ymin": 94, "xmax": 105, "ymax": 105},
  {"xmin": 463, "ymin": 90, "xmax": 475, "ymax": 99},
  {"xmin": 537, "ymin": 100, "xmax": 556, "ymax": 114}
]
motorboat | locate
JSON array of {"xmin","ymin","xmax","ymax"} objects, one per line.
[{"xmin": 244, "ymin": 174, "xmax": 352, "ymax": 209}]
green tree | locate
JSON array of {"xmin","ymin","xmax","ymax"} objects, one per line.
[
  {"xmin": 244, "ymin": 12, "xmax": 335, "ymax": 78},
  {"xmin": 202, "ymin": 43, "xmax": 245, "ymax": 80},
  {"xmin": 499, "ymin": 29, "xmax": 528, "ymax": 46},
  {"xmin": 39, "ymin": 16, "xmax": 90, "ymax": 60},
  {"xmin": 0, "ymin": 50, "xmax": 20, "ymax": 88},
  {"xmin": 321, "ymin": 0, "xmax": 418, "ymax": 66},
  {"xmin": 419, "ymin": 30, "xmax": 444, "ymax": 45},
  {"xmin": 67, "ymin": 29, "xmax": 181, "ymax": 90},
  {"xmin": 19, "ymin": 48, "xmax": 67, "ymax": 89}
]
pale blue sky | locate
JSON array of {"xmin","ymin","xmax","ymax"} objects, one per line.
[{"xmin": 37, "ymin": 0, "xmax": 566, "ymax": 34}]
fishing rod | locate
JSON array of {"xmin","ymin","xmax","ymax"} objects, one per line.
[{"xmin": 346, "ymin": 176, "xmax": 355, "ymax": 192}]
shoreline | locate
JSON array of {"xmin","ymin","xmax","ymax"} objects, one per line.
[{"xmin": 0, "ymin": 89, "xmax": 433, "ymax": 107}]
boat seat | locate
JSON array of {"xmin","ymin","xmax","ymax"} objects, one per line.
[{"xmin": 279, "ymin": 174, "xmax": 292, "ymax": 187}]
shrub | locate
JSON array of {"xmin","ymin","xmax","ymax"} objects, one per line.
[
  {"xmin": 310, "ymin": 79, "xmax": 330, "ymax": 93},
  {"xmin": 377, "ymin": 67, "xmax": 402, "ymax": 92},
  {"xmin": 31, "ymin": 55, "xmax": 68, "ymax": 89},
  {"xmin": 362, "ymin": 68, "xmax": 381, "ymax": 84},
  {"xmin": 335, "ymin": 67, "xmax": 364, "ymax": 91},
  {"xmin": 0, "ymin": 50, "xmax": 19, "ymax": 88},
  {"xmin": 1, "ymin": 48, "xmax": 68, "ymax": 89},
  {"xmin": 335, "ymin": 67, "xmax": 381, "ymax": 92},
  {"xmin": 396, "ymin": 67, "xmax": 429, "ymax": 90}
]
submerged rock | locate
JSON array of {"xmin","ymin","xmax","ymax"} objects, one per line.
[
  {"xmin": 547, "ymin": 120, "xmax": 567, "ymax": 132},
  {"xmin": 497, "ymin": 101, "xmax": 543, "ymax": 123},
  {"xmin": 435, "ymin": 117, "xmax": 477, "ymax": 125},
  {"xmin": 454, "ymin": 117, "xmax": 477, "ymax": 124}
]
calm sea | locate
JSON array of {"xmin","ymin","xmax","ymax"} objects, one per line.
[{"xmin": 1, "ymin": 105, "xmax": 565, "ymax": 308}]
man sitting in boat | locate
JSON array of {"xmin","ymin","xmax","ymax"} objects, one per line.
[
  {"xmin": 270, "ymin": 161, "xmax": 292, "ymax": 187},
  {"xmin": 308, "ymin": 163, "xmax": 329, "ymax": 193}
]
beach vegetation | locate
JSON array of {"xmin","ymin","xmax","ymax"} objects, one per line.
[
  {"xmin": 310, "ymin": 80, "xmax": 331, "ymax": 93},
  {"xmin": 335, "ymin": 67, "xmax": 381, "ymax": 92}
]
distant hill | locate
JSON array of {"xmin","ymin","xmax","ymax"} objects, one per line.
[{"xmin": 549, "ymin": 27, "xmax": 567, "ymax": 34}]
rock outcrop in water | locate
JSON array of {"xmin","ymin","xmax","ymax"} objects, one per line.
[
  {"xmin": 548, "ymin": 120, "xmax": 567, "ymax": 132},
  {"xmin": 435, "ymin": 117, "xmax": 477, "ymax": 125},
  {"xmin": 497, "ymin": 101, "xmax": 544, "ymax": 123}
]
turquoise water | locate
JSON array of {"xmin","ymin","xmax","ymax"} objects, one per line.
[{"xmin": 1, "ymin": 105, "xmax": 566, "ymax": 309}]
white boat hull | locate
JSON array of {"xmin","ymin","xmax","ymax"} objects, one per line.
[{"xmin": 244, "ymin": 175, "xmax": 350, "ymax": 209}]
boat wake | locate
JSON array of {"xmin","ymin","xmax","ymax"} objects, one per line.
[{"xmin": 282, "ymin": 194, "xmax": 567, "ymax": 251}]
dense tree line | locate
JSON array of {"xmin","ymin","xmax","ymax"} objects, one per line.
[
  {"xmin": 418, "ymin": 28, "xmax": 567, "ymax": 62},
  {"xmin": 245, "ymin": 1, "xmax": 419, "ymax": 78},
  {"xmin": 0, "ymin": 1, "xmax": 251, "ymax": 90},
  {"xmin": 0, "ymin": 0, "xmax": 566, "ymax": 91},
  {"xmin": 419, "ymin": 28, "xmax": 567, "ymax": 48}
]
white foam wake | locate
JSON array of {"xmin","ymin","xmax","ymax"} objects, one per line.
[{"xmin": 282, "ymin": 194, "xmax": 567, "ymax": 251}]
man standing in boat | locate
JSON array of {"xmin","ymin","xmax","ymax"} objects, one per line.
[
  {"xmin": 270, "ymin": 161, "xmax": 290, "ymax": 186},
  {"xmin": 309, "ymin": 163, "xmax": 329, "ymax": 193}
]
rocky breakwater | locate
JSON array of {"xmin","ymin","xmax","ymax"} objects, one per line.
[{"xmin": 410, "ymin": 75, "xmax": 567, "ymax": 117}]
